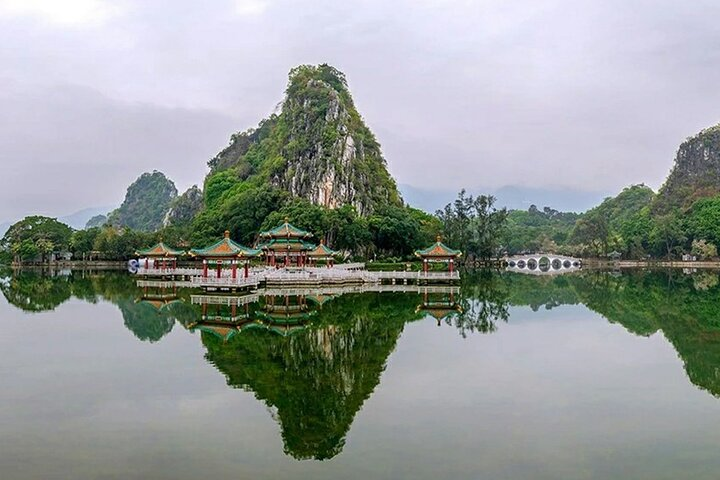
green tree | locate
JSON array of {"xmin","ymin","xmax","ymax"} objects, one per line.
[
  {"xmin": 1, "ymin": 216, "xmax": 73, "ymax": 263},
  {"xmin": 570, "ymin": 213, "xmax": 610, "ymax": 256},
  {"xmin": 686, "ymin": 196, "xmax": 720, "ymax": 247},
  {"xmin": 650, "ymin": 213, "xmax": 687, "ymax": 259},
  {"xmin": 368, "ymin": 205, "xmax": 424, "ymax": 258},
  {"xmin": 70, "ymin": 227, "xmax": 101, "ymax": 258},
  {"xmin": 691, "ymin": 239, "xmax": 717, "ymax": 259},
  {"xmin": 437, "ymin": 190, "xmax": 508, "ymax": 263}
]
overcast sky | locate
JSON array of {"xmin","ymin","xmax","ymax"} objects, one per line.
[{"xmin": 2, "ymin": 0, "xmax": 720, "ymax": 221}]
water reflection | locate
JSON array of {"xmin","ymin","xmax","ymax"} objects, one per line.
[
  {"xmin": 4, "ymin": 267, "xmax": 720, "ymax": 460},
  {"xmin": 199, "ymin": 292, "xmax": 422, "ymax": 460}
]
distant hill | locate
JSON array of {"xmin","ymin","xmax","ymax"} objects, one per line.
[
  {"xmin": 399, "ymin": 184, "xmax": 609, "ymax": 214},
  {"xmin": 59, "ymin": 207, "xmax": 113, "ymax": 230}
]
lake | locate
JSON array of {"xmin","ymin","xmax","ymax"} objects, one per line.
[{"xmin": 2, "ymin": 268, "xmax": 720, "ymax": 479}]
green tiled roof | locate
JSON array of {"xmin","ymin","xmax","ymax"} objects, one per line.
[
  {"xmin": 307, "ymin": 241, "xmax": 338, "ymax": 257},
  {"xmin": 414, "ymin": 237, "xmax": 462, "ymax": 258},
  {"xmin": 259, "ymin": 220, "xmax": 312, "ymax": 239},
  {"xmin": 136, "ymin": 242, "xmax": 185, "ymax": 257},
  {"xmin": 190, "ymin": 231, "xmax": 262, "ymax": 258},
  {"xmin": 256, "ymin": 238, "xmax": 315, "ymax": 251}
]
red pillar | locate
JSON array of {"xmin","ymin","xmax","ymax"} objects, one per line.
[
  {"xmin": 202, "ymin": 260, "xmax": 208, "ymax": 278},
  {"xmin": 216, "ymin": 261, "xmax": 222, "ymax": 278},
  {"xmin": 424, "ymin": 259, "xmax": 428, "ymax": 273},
  {"xmin": 173, "ymin": 259, "xmax": 176, "ymax": 269},
  {"xmin": 244, "ymin": 261, "xmax": 249, "ymax": 278},
  {"xmin": 144, "ymin": 259, "xmax": 149, "ymax": 269},
  {"xmin": 232, "ymin": 260, "xmax": 237, "ymax": 280},
  {"xmin": 449, "ymin": 259, "xmax": 454, "ymax": 273},
  {"xmin": 231, "ymin": 304, "xmax": 237, "ymax": 319}
]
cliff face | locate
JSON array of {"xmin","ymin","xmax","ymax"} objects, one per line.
[
  {"xmin": 164, "ymin": 185, "xmax": 203, "ymax": 227},
  {"xmin": 107, "ymin": 171, "xmax": 177, "ymax": 231},
  {"xmin": 207, "ymin": 64, "xmax": 402, "ymax": 216},
  {"xmin": 655, "ymin": 125, "xmax": 720, "ymax": 212}
]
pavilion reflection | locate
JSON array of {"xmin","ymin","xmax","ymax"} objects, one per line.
[{"xmin": 416, "ymin": 288, "xmax": 462, "ymax": 325}]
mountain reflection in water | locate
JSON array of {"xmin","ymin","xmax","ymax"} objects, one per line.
[{"xmin": 3, "ymin": 267, "xmax": 720, "ymax": 460}]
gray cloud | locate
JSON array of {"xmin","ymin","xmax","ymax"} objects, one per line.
[{"xmin": 2, "ymin": 0, "xmax": 720, "ymax": 221}]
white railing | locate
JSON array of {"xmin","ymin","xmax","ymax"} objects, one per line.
[
  {"xmin": 136, "ymin": 267, "xmax": 203, "ymax": 276},
  {"xmin": 335, "ymin": 262, "xmax": 366, "ymax": 270},
  {"xmin": 371, "ymin": 271, "xmax": 460, "ymax": 280},
  {"xmin": 136, "ymin": 280, "xmax": 193, "ymax": 288},
  {"xmin": 191, "ymin": 294, "xmax": 261, "ymax": 306},
  {"xmin": 190, "ymin": 276, "xmax": 259, "ymax": 287}
]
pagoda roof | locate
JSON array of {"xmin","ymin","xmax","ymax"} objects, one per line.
[
  {"xmin": 257, "ymin": 310, "xmax": 314, "ymax": 324},
  {"xmin": 190, "ymin": 231, "xmax": 262, "ymax": 258},
  {"xmin": 138, "ymin": 298, "xmax": 182, "ymax": 311},
  {"xmin": 414, "ymin": 237, "xmax": 462, "ymax": 258},
  {"xmin": 307, "ymin": 240, "xmax": 338, "ymax": 258},
  {"xmin": 416, "ymin": 303, "xmax": 463, "ymax": 321},
  {"xmin": 256, "ymin": 238, "xmax": 315, "ymax": 251},
  {"xmin": 259, "ymin": 219, "xmax": 313, "ymax": 240},
  {"xmin": 195, "ymin": 324, "xmax": 238, "ymax": 342},
  {"xmin": 268, "ymin": 323, "xmax": 307, "ymax": 337},
  {"xmin": 136, "ymin": 242, "xmax": 185, "ymax": 257},
  {"xmin": 306, "ymin": 294, "xmax": 336, "ymax": 306}
]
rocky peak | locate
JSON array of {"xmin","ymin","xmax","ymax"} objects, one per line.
[
  {"xmin": 655, "ymin": 124, "xmax": 720, "ymax": 212},
  {"xmin": 107, "ymin": 171, "xmax": 177, "ymax": 231},
  {"xmin": 206, "ymin": 64, "xmax": 401, "ymax": 216},
  {"xmin": 164, "ymin": 185, "xmax": 204, "ymax": 227}
]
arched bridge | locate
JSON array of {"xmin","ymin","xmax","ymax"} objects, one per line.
[{"xmin": 504, "ymin": 254, "xmax": 582, "ymax": 275}]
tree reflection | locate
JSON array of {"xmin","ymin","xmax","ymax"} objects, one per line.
[
  {"xmin": 446, "ymin": 270, "xmax": 510, "ymax": 337},
  {"xmin": 0, "ymin": 269, "xmax": 186, "ymax": 343},
  {"xmin": 0, "ymin": 270, "xmax": 72, "ymax": 312},
  {"xmin": 568, "ymin": 270, "xmax": 720, "ymax": 397}
]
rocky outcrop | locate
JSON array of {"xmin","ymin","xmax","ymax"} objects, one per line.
[
  {"xmin": 164, "ymin": 185, "xmax": 203, "ymax": 227},
  {"xmin": 107, "ymin": 171, "xmax": 177, "ymax": 231},
  {"xmin": 655, "ymin": 125, "xmax": 720, "ymax": 212},
  {"xmin": 207, "ymin": 64, "xmax": 402, "ymax": 216}
]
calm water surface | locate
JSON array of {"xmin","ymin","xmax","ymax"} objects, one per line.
[{"xmin": 2, "ymin": 268, "xmax": 720, "ymax": 479}]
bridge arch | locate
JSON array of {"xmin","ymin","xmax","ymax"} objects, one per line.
[{"xmin": 504, "ymin": 254, "xmax": 582, "ymax": 275}]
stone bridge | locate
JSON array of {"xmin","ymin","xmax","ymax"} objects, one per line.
[{"xmin": 504, "ymin": 254, "xmax": 582, "ymax": 274}]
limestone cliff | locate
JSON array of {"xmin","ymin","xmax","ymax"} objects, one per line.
[
  {"xmin": 207, "ymin": 64, "xmax": 402, "ymax": 215},
  {"xmin": 164, "ymin": 185, "xmax": 203, "ymax": 227},
  {"xmin": 655, "ymin": 124, "xmax": 720, "ymax": 212}
]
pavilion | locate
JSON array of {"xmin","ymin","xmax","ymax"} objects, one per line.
[
  {"xmin": 258, "ymin": 294, "xmax": 315, "ymax": 324},
  {"xmin": 190, "ymin": 230, "xmax": 262, "ymax": 278},
  {"xmin": 136, "ymin": 242, "xmax": 185, "ymax": 270},
  {"xmin": 414, "ymin": 236, "xmax": 462, "ymax": 273},
  {"xmin": 257, "ymin": 219, "xmax": 314, "ymax": 267},
  {"xmin": 307, "ymin": 239, "xmax": 339, "ymax": 267}
]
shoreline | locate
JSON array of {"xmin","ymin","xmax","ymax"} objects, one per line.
[
  {"xmin": 5, "ymin": 259, "xmax": 720, "ymax": 271},
  {"xmin": 584, "ymin": 260, "xmax": 720, "ymax": 269}
]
